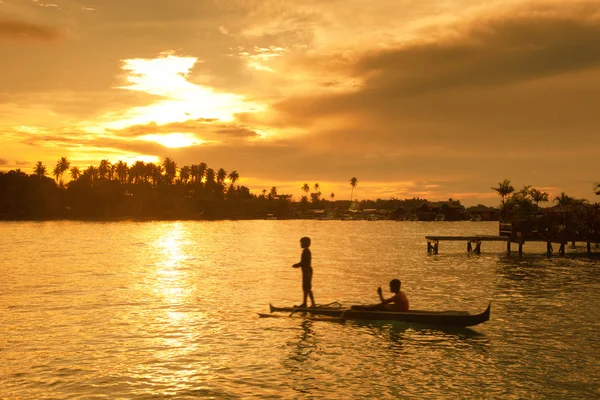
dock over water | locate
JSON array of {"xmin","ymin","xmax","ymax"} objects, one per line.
[{"xmin": 425, "ymin": 233, "xmax": 598, "ymax": 256}]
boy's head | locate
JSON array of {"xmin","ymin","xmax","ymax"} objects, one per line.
[
  {"xmin": 389, "ymin": 279, "xmax": 401, "ymax": 293},
  {"xmin": 300, "ymin": 237, "xmax": 311, "ymax": 248}
]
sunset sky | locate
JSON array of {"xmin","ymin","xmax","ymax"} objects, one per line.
[{"xmin": 1, "ymin": 0, "xmax": 599, "ymax": 205}]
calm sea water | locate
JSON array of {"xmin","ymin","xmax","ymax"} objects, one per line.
[{"xmin": 1, "ymin": 221, "xmax": 598, "ymax": 399}]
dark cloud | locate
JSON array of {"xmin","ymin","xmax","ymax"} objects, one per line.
[
  {"xmin": 0, "ymin": 158, "xmax": 8, "ymax": 165},
  {"xmin": 0, "ymin": 17, "xmax": 60, "ymax": 41},
  {"xmin": 276, "ymin": 3, "xmax": 600, "ymax": 119},
  {"xmin": 110, "ymin": 119, "xmax": 259, "ymax": 139}
]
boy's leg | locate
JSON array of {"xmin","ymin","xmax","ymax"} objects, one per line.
[{"xmin": 308, "ymin": 290, "xmax": 315, "ymax": 307}]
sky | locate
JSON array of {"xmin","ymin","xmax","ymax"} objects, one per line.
[{"xmin": 1, "ymin": 0, "xmax": 599, "ymax": 205}]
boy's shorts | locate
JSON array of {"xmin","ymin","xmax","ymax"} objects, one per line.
[{"xmin": 302, "ymin": 267, "xmax": 313, "ymax": 291}]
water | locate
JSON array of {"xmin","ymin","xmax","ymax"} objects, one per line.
[{"xmin": 0, "ymin": 221, "xmax": 598, "ymax": 399}]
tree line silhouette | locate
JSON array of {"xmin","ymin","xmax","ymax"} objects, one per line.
[
  {"xmin": 491, "ymin": 179, "xmax": 600, "ymax": 244},
  {"xmin": 1, "ymin": 157, "xmax": 363, "ymax": 220}
]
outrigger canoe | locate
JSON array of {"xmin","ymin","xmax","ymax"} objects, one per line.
[{"xmin": 268, "ymin": 302, "xmax": 491, "ymax": 327}]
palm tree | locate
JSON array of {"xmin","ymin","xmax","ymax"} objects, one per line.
[
  {"xmin": 349, "ymin": 177, "xmax": 358, "ymax": 201},
  {"xmin": 262, "ymin": 189, "xmax": 267, "ymax": 199},
  {"xmin": 55, "ymin": 157, "xmax": 70, "ymax": 185},
  {"xmin": 52, "ymin": 164, "xmax": 61, "ymax": 183},
  {"xmin": 129, "ymin": 161, "xmax": 145, "ymax": 184},
  {"xmin": 269, "ymin": 186, "xmax": 278, "ymax": 200},
  {"xmin": 217, "ymin": 168, "xmax": 227, "ymax": 184},
  {"xmin": 491, "ymin": 179, "xmax": 515, "ymax": 206},
  {"xmin": 116, "ymin": 161, "xmax": 128, "ymax": 183},
  {"xmin": 205, "ymin": 168, "xmax": 216, "ymax": 186},
  {"xmin": 554, "ymin": 192, "xmax": 573, "ymax": 210},
  {"xmin": 302, "ymin": 183, "xmax": 310, "ymax": 196},
  {"xmin": 70, "ymin": 166, "xmax": 81, "ymax": 181},
  {"xmin": 98, "ymin": 159, "xmax": 111, "ymax": 179},
  {"xmin": 228, "ymin": 170, "xmax": 239, "ymax": 185},
  {"xmin": 330, "ymin": 193, "xmax": 335, "ymax": 201},
  {"xmin": 314, "ymin": 183, "xmax": 320, "ymax": 192},
  {"xmin": 33, "ymin": 161, "xmax": 46, "ymax": 178},
  {"xmin": 530, "ymin": 188, "xmax": 549, "ymax": 208},
  {"xmin": 180, "ymin": 166, "xmax": 191, "ymax": 184},
  {"xmin": 82, "ymin": 165, "xmax": 99, "ymax": 182},
  {"xmin": 162, "ymin": 157, "xmax": 177, "ymax": 184},
  {"xmin": 595, "ymin": 183, "xmax": 600, "ymax": 195}
]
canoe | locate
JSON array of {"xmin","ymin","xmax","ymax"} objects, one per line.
[
  {"xmin": 268, "ymin": 302, "xmax": 491, "ymax": 327},
  {"xmin": 257, "ymin": 313, "xmax": 346, "ymax": 322}
]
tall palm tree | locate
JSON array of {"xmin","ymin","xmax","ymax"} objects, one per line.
[
  {"xmin": 52, "ymin": 164, "xmax": 61, "ymax": 183},
  {"xmin": 262, "ymin": 189, "xmax": 267, "ymax": 199},
  {"xmin": 554, "ymin": 192, "xmax": 573, "ymax": 210},
  {"xmin": 269, "ymin": 186, "xmax": 278, "ymax": 200},
  {"xmin": 228, "ymin": 170, "xmax": 239, "ymax": 185},
  {"xmin": 198, "ymin": 162, "xmax": 207, "ymax": 181},
  {"xmin": 180, "ymin": 166, "xmax": 191, "ymax": 184},
  {"xmin": 205, "ymin": 168, "xmax": 216, "ymax": 186},
  {"xmin": 530, "ymin": 188, "xmax": 549, "ymax": 208},
  {"xmin": 70, "ymin": 166, "xmax": 81, "ymax": 181},
  {"xmin": 302, "ymin": 183, "xmax": 310, "ymax": 196},
  {"xmin": 98, "ymin": 159, "xmax": 111, "ymax": 179},
  {"xmin": 330, "ymin": 192, "xmax": 335, "ymax": 201},
  {"xmin": 116, "ymin": 161, "xmax": 128, "ymax": 183},
  {"xmin": 217, "ymin": 168, "xmax": 227, "ymax": 184},
  {"xmin": 34, "ymin": 161, "xmax": 46, "ymax": 178},
  {"xmin": 491, "ymin": 179, "xmax": 515, "ymax": 206},
  {"xmin": 314, "ymin": 183, "xmax": 320, "ymax": 192},
  {"xmin": 129, "ymin": 161, "xmax": 145, "ymax": 184},
  {"xmin": 162, "ymin": 157, "xmax": 177, "ymax": 184},
  {"xmin": 55, "ymin": 157, "xmax": 70, "ymax": 185},
  {"xmin": 349, "ymin": 177, "xmax": 358, "ymax": 202},
  {"xmin": 83, "ymin": 165, "xmax": 99, "ymax": 182}
]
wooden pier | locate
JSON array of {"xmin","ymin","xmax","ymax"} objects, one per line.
[{"xmin": 425, "ymin": 235, "xmax": 597, "ymax": 256}]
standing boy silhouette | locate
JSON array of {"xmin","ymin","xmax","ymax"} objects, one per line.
[{"xmin": 292, "ymin": 237, "xmax": 316, "ymax": 307}]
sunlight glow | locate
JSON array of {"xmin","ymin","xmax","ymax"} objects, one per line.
[
  {"xmin": 138, "ymin": 133, "xmax": 205, "ymax": 148},
  {"xmin": 103, "ymin": 53, "xmax": 266, "ymax": 130}
]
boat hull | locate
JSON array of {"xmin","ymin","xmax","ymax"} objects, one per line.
[{"xmin": 269, "ymin": 302, "xmax": 491, "ymax": 327}]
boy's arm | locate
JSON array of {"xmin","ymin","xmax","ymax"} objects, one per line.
[{"xmin": 377, "ymin": 287, "xmax": 388, "ymax": 303}]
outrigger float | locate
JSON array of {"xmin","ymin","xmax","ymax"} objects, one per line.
[{"xmin": 261, "ymin": 302, "xmax": 491, "ymax": 327}]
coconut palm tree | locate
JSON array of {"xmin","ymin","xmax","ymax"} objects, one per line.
[
  {"xmin": 349, "ymin": 177, "xmax": 358, "ymax": 202},
  {"xmin": 180, "ymin": 166, "xmax": 191, "ymax": 184},
  {"xmin": 269, "ymin": 186, "xmax": 278, "ymax": 200},
  {"xmin": 116, "ymin": 161, "xmax": 128, "ymax": 183},
  {"xmin": 330, "ymin": 192, "xmax": 335, "ymax": 201},
  {"xmin": 52, "ymin": 164, "xmax": 61, "ymax": 183},
  {"xmin": 314, "ymin": 183, "xmax": 320, "ymax": 192},
  {"xmin": 205, "ymin": 168, "xmax": 216, "ymax": 186},
  {"xmin": 217, "ymin": 168, "xmax": 227, "ymax": 184},
  {"xmin": 82, "ymin": 165, "xmax": 99, "ymax": 182},
  {"xmin": 98, "ymin": 159, "xmax": 111, "ymax": 179},
  {"xmin": 302, "ymin": 183, "xmax": 310, "ymax": 196},
  {"xmin": 54, "ymin": 157, "xmax": 70, "ymax": 185},
  {"xmin": 162, "ymin": 157, "xmax": 177, "ymax": 184},
  {"xmin": 228, "ymin": 170, "xmax": 239, "ymax": 185},
  {"xmin": 33, "ymin": 161, "xmax": 46, "ymax": 178},
  {"xmin": 128, "ymin": 161, "xmax": 143, "ymax": 184},
  {"xmin": 69, "ymin": 166, "xmax": 81, "ymax": 181},
  {"xmin": 530, "ymin": 188, "xmax": 549, "ymax": 208},
  {"xmin": 491, "ymin": 179, "xmax": 515, "ymax": 206},
  {"xmin": 554, "ymin": 192, "xmax": 573, "ymax": 210}
]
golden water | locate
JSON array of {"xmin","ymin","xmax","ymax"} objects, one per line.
[{"xmin": 1, "ymin": 221, "xmax": 598, "ymax": 398}]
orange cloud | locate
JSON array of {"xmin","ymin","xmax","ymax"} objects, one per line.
[{"xmin": 0, "ymin": 17, "xmax": 59, "ymax": 41}]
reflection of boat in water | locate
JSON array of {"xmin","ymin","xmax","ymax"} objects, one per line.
[
  {"xmin": 435, "ymin": 214, "xmax": 445, "ymax": 221},
  {"xmin": 267, "ymin": 302, "xmax": 491, "ymax": 327}
]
